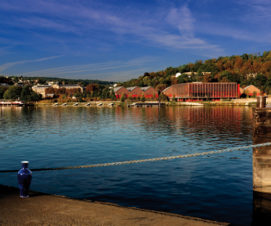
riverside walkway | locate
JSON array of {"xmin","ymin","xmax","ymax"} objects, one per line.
[{"xmin": 0, "ymin": 185, "xmax": 227, "ymax": 226}]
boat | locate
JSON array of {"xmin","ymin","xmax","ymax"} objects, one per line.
[
  {"xmin": 108, "ymin": 103, "xmax": 114, "ymax": 106},
  {"xmin": 53, "ymin": 103, "xmax": 58, "ymax": 106},
  {"xmin": 181, "ymin": 102, "xmax": 204, "ymax": 106},
  {"xmin": 97, "ymin": 103, "xmax": 103, "ymax": 106},
  {"xmin": 85, "ymin": 103, "xmax": 91, "ymax": 106},
  {"xmin": 73, "ymin": 103, "xmax": 78, "ymax": 106},
  {"xmin": 62, "ymin": 103, "xmax": 67, "ymax": 106},
  {"xmin": 0, "ymin": 101, "xmax": 24, "ymax": 106}
]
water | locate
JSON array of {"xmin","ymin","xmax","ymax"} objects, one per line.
[{"xmin": 0, "ymin": 106, "xmax": 255, "ymax": 225}]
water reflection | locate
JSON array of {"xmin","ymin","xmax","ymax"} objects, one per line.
[
  {"xmin": 253, "ymin": 115, "xmax": 271, "ymax": 225},
  {"xmin": 252, "ymin": 192, "xmax": 271, "ymax": 226},
  {"xmin": 0, "ymin": 106, "xmax": 253, "ymax": 136},
  {"xmin": 0, "ymin": 105, "xmax": 257, "ymax": 225},
  {"xmin": 113, "ymin": 106, "xmax": 253, "ymax": 137}
]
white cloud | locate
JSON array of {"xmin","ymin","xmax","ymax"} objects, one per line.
[
  {"xmin": 20, "ymin": 56, "xmax": 160, "ymax": 81},
  {"xmin": 167, "ymin": 6, "xmax": 195, "ymax": 37},
  {"xmin": 0, "ymin": 0, "xmax": 222, "ymax": 53},
  {"xmin": 0, "ymin": 55, "xmax": 62, "ymax": 72}
]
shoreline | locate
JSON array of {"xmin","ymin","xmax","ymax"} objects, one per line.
[
  {"xmin": 1, "ymin": 97, "xmax": 266, "ymax": 107},
  {"xmin": 0, "ymin": 185, "xmax": 228, "ymax": 225},
  {"xmin": 33, "ymin": 98, "xmax": 259, "ymax": 107}
]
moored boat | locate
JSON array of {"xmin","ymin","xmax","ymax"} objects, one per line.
[{"xmin": 0, "ymin": 101, "xmax": 24, "ymax": 106}]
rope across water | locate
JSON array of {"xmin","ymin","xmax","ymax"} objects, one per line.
[{"xmin": 1, "ymin": 142, "xmax": 271, "ymax": 173}]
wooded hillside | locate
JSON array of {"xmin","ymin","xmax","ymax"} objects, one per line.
[{"xmin": 121, "ymin": 51, "xmax": 271, "ymax": 93}]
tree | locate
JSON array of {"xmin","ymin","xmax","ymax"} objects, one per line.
[
  {"xmin": 110, "ymin": 90, "xmax": 116, "ymax": 100},
  {"xmin": 254, "ymin": 74, "xmax": 267, "ymax": 91},
  {"xmin": 21, "ymin": 86, "xmax": 41, "ymax": 101},
  {"xmin": 219, "ymin": 71, "xmax": 241, "ymax": 83},
  {"xmin": 101, "ymin": 87, "xmax": 111, "ymax": 99},
  {"xmin": 140, "ymin": 95, "xmax": 146, "ymax": 102},
  {"xmin": 20, "ymin": 86, "xmax": 32, "ymax": 101},
  {"xmin": 155, "ymin": 84, "xmax": 167, "ymax": 93},
  {"xmin": 158, "ymin": 93, "xmax": 168, "ymax": 101},
  {"xmin": 0, "ymin": 76, "xmax": 13, "ymax": 85},
  {"xmin": 3, "ymin": 86, "xmax": 22, "ymax": 100},
  {"xmin": 74, "ymin": 92, "xmax": 83, "ymax": 102},
  {"xmin": 85, "ymin": 84, "xmax": 100, "ymax": 97},
  {"xmin": 0, "ymin": 86, "xmax": 8, "ymax": 99},
  {"xmin": 120, "ymin": 94, "xmax": 126, "ymax": 102}
]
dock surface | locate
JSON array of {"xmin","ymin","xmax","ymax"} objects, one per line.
[{"xmin": 0, "ymin": 185, "xmax": 227, "ymax": 226}]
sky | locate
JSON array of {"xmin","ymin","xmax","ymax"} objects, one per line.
[{"xmin": 0, "ymin": 0, "xmax": 270, "ymax": 81}]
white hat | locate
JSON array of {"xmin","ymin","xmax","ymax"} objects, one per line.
[{"xmin": 21, "ymin": 161, "xmax": 29, "ymax": 164}]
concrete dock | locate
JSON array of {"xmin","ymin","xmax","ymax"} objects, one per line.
[{"xmin": 0, "ymin": 185, "xmax": 227, "ymax": 226}]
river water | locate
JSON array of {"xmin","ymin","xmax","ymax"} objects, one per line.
[{"xmin": 0, "ymin": 106, "xmax": 257, "ymax": 225}]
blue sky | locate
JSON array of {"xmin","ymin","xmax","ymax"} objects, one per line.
[{"xmin": 0, "ymin": 0, "xmax": 270, "ymax": 81}]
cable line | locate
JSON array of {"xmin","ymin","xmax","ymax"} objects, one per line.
[{"xmin": 1, "ymin": 142, "xmax": 271, "ymax": 173}]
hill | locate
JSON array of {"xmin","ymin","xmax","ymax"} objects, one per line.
[{"xmin": 121, "ymin": 51, "xmax": 271, "ymax": 93}]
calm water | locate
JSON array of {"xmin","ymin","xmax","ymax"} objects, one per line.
[{"xmin": 0, "ymin": 106, "xmax": 256, "ymax": 225}]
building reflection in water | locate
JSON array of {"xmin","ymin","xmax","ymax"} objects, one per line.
[
  {"xmin": 114, "ymin": 106, "xmax": 252, "ymax": 140},
  {"xmin": 252, "ymin": 111, "xmax": 271, "ymax": 225}
]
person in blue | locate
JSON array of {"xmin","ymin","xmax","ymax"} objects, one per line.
[{"xmin": 17, "ymin": 161, "xmax": 32, "ymax": 198}]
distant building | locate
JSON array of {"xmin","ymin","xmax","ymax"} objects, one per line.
[
  {"xmin": 141, "ymin": 86, "xmax": 158, "ymax": 99},
  {"xmin": 175, "ymin": 72, "xmax": 181, "ymax": 78},
  {"xmin": 162, "ymin": 82, "xmax": 240, "ymax": 101},
  {"xmin": 246, "ymin": 73, "xmax": 257, "ymax": 79},
  {"xmin": 114, "ymin": 86, "xmax": 158, "ymax": 99},
  {"xmin": 32, "ymin": 82, "xmax": 83, "ymax": 99},
  {"xmin": 113, "ymin": 86, "xmax": 129, "ymax": 98},
  {"xmin": 180, "ymin": 72, "xmax": 211, "ymax": 77},
  {"xmin": 15, "ymin": 80, "xmax": 24, "ymax": 87},
  {"xmin": 51, "ymin": 83, "xmax": 83, "ymax": 93},
  {"xmin": 243, "ymin": 85, "xmax": 261, "ymax": 97},
  {"xmin": 32, "ymin": 85, "xmax": 52, "ymax": 98},
  {"xmin": 127, "ymin": 86, "xmax": 143, "ymax": 98}
]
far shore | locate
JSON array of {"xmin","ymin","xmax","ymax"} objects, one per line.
[
  {"xmin": 1, "ymin": 97, "xmax": 270, "ymax": 107},
  {"xmin": 33, "ymin": 97, "xmax": 263, "ymax": 107}
]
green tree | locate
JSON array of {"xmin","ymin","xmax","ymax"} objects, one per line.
[
  {"xmin": 140, "ymin": 95, "xmax": 146, "ymax": 102},
  {"xmin": 3, "ymin": 86, "xmax": 22, "ymax": 100},
  {"xmin": 101, "ymin": 87, "xmax": 111, "ymax": 99},
  {"xmin": 20, "ymin": 86, "xmax": 41, "ymax": 101},
  {"xmin": 158, "ymin": 93, "xmax": 168, "ymax": 101},
  {"xmin": 120, "ymin": 94, "xmax": 126, "ymax": 102},
  {"xmin": 254, "ymin": 74, "xmax": 267, "ymax": 91},
  {"xmin": 74, "ymin": 92, "xmax": 84, "ymax": 102},
  {"xmin": 110, "ymin": 90, "xmax": 116, "ymax": 100},
  {"xmin": 0, "ymin": 86, "xmax": 8, "ymax": 99}
]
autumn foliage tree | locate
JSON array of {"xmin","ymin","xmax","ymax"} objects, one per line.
[{"xmin": 121, "ymin": 51, "xmax": 271, "ymax": 94}]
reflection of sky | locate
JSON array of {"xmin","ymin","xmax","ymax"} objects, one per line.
[
  {"xmin": 0, "ymin": 106, "xmax": 255, "ymax": 225},
  {"xmin": 0, "ymin": 106, "xmax": 253, "ymax": 167}
]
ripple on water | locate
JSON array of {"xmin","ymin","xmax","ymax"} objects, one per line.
[{"xmin": 0, "ymin": 106, "xmax": 255, "ymax": 225}]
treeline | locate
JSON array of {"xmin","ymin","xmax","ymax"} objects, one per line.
[
  {"xmin": 18, "ymin": 76, "xmax": 113, "ymax": 86},
  {"xmin": 121, "ymin": 51, "xmax": 271, "ymax": 93},
  {"xmin": 0, "ymin": 86, "xmax": 41, "ymax": 101},
  {"xmin": 46, "ymin": 84, "xmax": 115, "ymax": 102}
]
